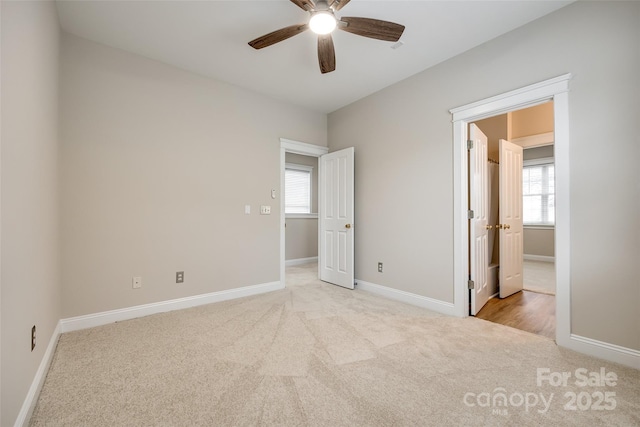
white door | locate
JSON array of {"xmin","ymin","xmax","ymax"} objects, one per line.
[
  {"xmin": 499, "ymin": 139, "xmax": 524, "ymax": 298},
  {"xmin": 319, "ymin": 147, "xmax": 355, "ymax": 289},
  {"xmin": 469, "ymin": 124, "xmax": 490, "ymax": 315}
]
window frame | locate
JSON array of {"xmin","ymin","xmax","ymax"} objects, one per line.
[
  {"xmin": 285, "ymin": 163, "xmax": 316, "ymax": 218},
  {"xmin": 522, "ymin": 156, "xmax": 555, "ymax": 228}
]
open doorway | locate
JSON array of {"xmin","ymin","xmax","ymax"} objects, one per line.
[
  {"xmin": 469, "ymin": 101, "xmax": 556, "ymax": 338},
  {"xmin": 280, "ymin": 139, "xmax": 356, "ymax": 290},
  {"xmin": 450, "ymin": 73, "xmax": 571, "ymax": 349},
  {"xmin": 280, "ymin": 138, "xmax": 355, "ymax": 289},
  {"xmin": 284, "ymin": 153, "xmax": 320, "ymax": 270},
  {"xmin": 279, "ymin": 139, "xmax": 328, "ymax": 286}
]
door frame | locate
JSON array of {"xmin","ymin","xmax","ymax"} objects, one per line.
[
  {"xmin": 449, "ymin": 74, "xmax": 571, "ymax": 347},
  {"xmin": 280, "ymin": 138, "xmax": 329, "ymax": 285}
]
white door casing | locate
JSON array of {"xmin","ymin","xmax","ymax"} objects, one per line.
[
  {"xmin": 451, "ymin": 74, "xmax": 576, "ymax": 358},
  {"xmin": 469, "ymin": 124, "xmax": 490, "ymax": 315},
  {"xmin": 499, "ymin": 138, "xmax": 524, "ymax": 298},
  {"xmin": 319, "ymin": 147, "xmax": 355, "ymax": 289}
]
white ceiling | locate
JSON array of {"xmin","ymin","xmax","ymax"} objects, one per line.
[{"xmin": 56, "ymin": 1, "xmax": 572, "ymax": 114}]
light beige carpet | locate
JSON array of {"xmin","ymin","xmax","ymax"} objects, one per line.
[
  {"xmin": 523, "ymin": 260, "xmax": 556, "ymax": 295},
  {"xmin": 31, "ymin": 263, "xmax": 639, "ymax": 426}
]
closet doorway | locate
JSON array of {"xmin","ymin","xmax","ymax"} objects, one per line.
[{"xmin": 469, "ymin": 101, "xmax": 556, "ymax": 339}]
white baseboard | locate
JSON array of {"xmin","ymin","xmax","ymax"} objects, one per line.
[
  {"xmin": 564, "ymin": 334, "xmax": 640, "ymax": 370},
  {"xmin": 524, "ymin": 254, "xmax": 555, "ymax": 262},
  {"xmin": 60, "ymin": 281, "xmax": 283, "ymax": 333},
  {"xmin": 15, "ymin": 321, "xmax": 62, "ymax": 427},
  {"xmin": 355, "ymin": 279, "xmax": 456, "ymax": 317},
  {"xmin": 285, "ymin": 257, "xmax": 318, "ymax": 267}
]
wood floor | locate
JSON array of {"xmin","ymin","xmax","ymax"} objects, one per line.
[{"xmin": 476, "ymin": 290, "xmax": 556, "ymax": 339}]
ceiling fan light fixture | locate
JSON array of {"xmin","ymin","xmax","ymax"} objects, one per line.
[
  {"xmin": 309, "ymin": 11, "xmax": 337, "ymax": 35},
  {"xmin": 248, "ymin": 0, "xmax": 405, "ymax": 74}
]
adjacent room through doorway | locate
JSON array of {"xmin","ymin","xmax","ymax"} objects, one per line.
[
  {"xmin": 280, "ymin": 139, "xmax": 355, "ymax": 291},
  {"xmin": 284, "ymin": 152, "xmax": 320, "ymax": 274},
  {"xmin": 469, "ymin": 101, "xmax": 556, "ymax": 339}
]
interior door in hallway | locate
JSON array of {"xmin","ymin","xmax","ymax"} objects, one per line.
[
  {"xmin": 499, "ymin": 139, "xmax": 524, "ymax": 298},
  {"xmin": 469, "ymin": 124, "xmax": 490, "ymax": 315},
  {"xmin": 319, "ymin": 147, "xmax": 354, "ymax": 289}
]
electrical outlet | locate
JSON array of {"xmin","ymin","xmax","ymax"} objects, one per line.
[
  {"xmin": 31, "ymin": 325, "xmax": 36, "ymax": 352},
  {"xmin": 176, "ymin": 271, "xmax": 184, "ymax": 283},
  {"xmin": 132, "ymin": 276, "xmax": 142, "ymax": 289},
  {"xmin": 260, "ymin": 205, "xmax": 271, "ymax": 215},
  {"xmin": 378, "ymin": 262, "xmax": 383, "ymax": 273}
]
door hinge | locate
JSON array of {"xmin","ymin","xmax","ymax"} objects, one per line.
[
  {"xmin": 467, "ymin": 210, "xmax": 474, "ymax": 219},
  {"xmin": 467, "ymin": 140, "xmax": 474, "ymax": 150},
  {"xmin": 468, "ymin": 280, "xmax": 475, "ymax": 290}
]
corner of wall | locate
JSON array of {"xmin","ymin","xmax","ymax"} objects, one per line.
[{"xmin": 1, "ymin": 1, "xmax": 63, "ymax": 425}]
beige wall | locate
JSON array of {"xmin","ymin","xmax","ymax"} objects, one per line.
[
  {"xmin": 284, "ymin": 153, "xmax": 318, "ymax": 261},
  {"xmin": 474, "ymin": 114, "xmax": 507, "ymax": 159},
  {"xmin": 510, "ymin": 101, "xmax": 554, "ymax": 139},
  {"xmin": 328, "ymin": 2, "xmax": 640, "ymax": 350},
  {"xmin": 1, "ymin": 2, "xmax": 61, "ymax": 425},
  {"xmin": 476, "ymin": 103, "xmax": 555, "ymax": 157},
  {"xmin": 285, "ymin": 219, "xmax": 318, "ymax": 261},
  {"xmin": 524, "ymin": 145, "xmax": 554, "ymax": 160},
  {"xmin": 60, "ymin": 34, "xmax": 327, "ymax": 318},
  {"xmin": 524, "ymin": 228, "xmax": 555, "ymax": 258}
]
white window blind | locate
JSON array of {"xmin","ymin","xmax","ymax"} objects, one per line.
[
  {"xmin": 285, "ymin": 164, "xmax": 312, "ymax": 214},
  {"xmin": 523, "ymin": 160, "xmax": 555, "ymax": 225}
]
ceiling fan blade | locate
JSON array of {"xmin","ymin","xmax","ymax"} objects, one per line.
[
  {"xmin": 248, "ymin": 24, "xmax": 309, "ymax": 49},
  {"xmin": 339, "ymin": 17, "xmax": 405, "ymax": 42},
  {"xmin": 290, "ymin": 0, "xmax": 315, "ymax": 11},
  {"xmin": 318, "ymin": 34, "xmax": 336, "ymax": 74},
  {"xmin": 329, "ymin": 0, "xmax": 350, "ymax": 11}
]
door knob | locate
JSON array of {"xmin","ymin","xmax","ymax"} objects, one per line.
[
  {"xmin": 496, "ymin": 224, "xmax": 503, "ymax": 229},
  {"xmin": 504, "ymin": 224, "xmax": 511, "ymax": 229},
  {"xmin": 486, "ymin": 225, "xmax": 493, "ymax": 230},
  {"xmin": 345, "ymin": 224, "xmax": 351, "ymax": 229}
]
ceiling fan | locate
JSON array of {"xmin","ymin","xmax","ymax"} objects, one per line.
[{"xmin": 248, "ymin": 0, "xmax": 405, "ymax": 74}]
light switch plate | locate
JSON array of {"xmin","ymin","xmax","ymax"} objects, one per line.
[{"xmin": 245, "ymin": 205, "xmax": 251, "ymax": 214}]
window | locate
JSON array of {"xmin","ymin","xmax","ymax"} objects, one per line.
[
  {"xmin": 523, "ymin": 158, "xmax": 554, "ymax": 226},
  {"xmin": 285, "ymin": 163, "xmax": 313, "ymax": 214}
]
